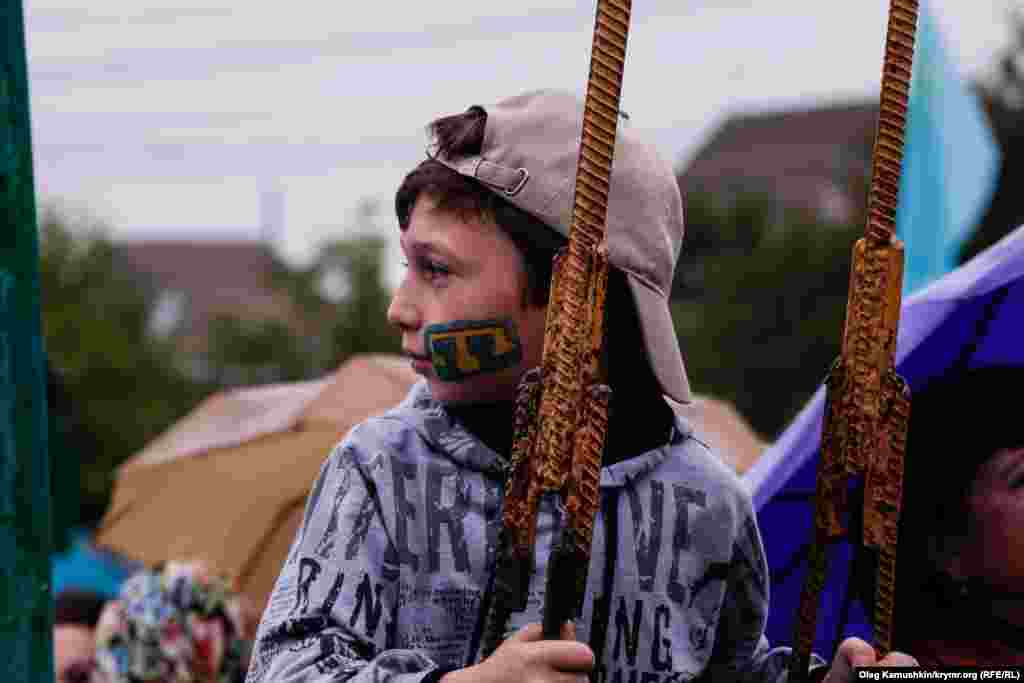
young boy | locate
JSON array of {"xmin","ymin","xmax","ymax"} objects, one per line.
[{"xmin": 246, "ymin": 89, "xmax": 915, "ymax": 683}]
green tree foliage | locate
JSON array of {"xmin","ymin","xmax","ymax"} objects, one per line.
[
  {"xmin": 40, "ymin": 200, "xmax": 402, "ymax": 529},
  {"xmin": 202, "ymin": 316, "xmax": 312, "ymax": 386},
  {"xmin": 319, "ymin": 233, "xmax": 399, "ymax": 363},
  {"xmin": 261, "ymin": 198, "xmax": 399, "ymax": 376},
  {"xmin": 38, "ymin": 206, "xmax": 205, "ymax": 528},
  {"xmin": 672, "ymin": 193, "xmax": 862, "ymax": 439}
]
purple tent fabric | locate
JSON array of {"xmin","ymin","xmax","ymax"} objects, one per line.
[{"xmin": 742, "ymin": 223, "xmax": 1024, "ymax": 656}]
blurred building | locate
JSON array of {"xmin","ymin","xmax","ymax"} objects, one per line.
[
  {"xmin": 679, "ymin": 100, "xmax": 878, "ymax": 225},
  {"xmin": 113, "ymin": 240, "xmax": 308, "ymax": 382}
]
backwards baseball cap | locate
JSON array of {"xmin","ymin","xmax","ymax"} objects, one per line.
[{"xmin": 430, "ymin": 88, "xmax": 691, "ymax": 404}]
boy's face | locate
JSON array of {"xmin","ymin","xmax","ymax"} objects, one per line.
[{"xmin": 388, "ymin": 194, "xmax": 547, "ymax": 404}]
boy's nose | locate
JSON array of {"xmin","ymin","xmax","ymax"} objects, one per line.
[{"xmin": 386, "ymin": 287, "xmax": 420, "ymax": 332}]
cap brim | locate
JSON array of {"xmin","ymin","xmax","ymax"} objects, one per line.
[{"xmin": 626, "ymin": 273, "xmax": 692, "ymax": 405}]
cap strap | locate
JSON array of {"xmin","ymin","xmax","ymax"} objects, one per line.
[
  {"xmin": 427, "ymin": 148, "xmax": 530, "ymax": 197},
  {"xmin": 474, "ymin": 159, "xmax": 530, "ymax": 196}
]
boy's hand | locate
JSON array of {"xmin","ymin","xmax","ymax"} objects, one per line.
[
  {"xmin": 823, "ymin": 637, "xmax": 918, "ymax": 683},
  {"xmin": 444, "ymin": 622, "xmax": 594, "ymax": 683}
]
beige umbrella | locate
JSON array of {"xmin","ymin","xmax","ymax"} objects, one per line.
[{"xmin": 95, "ymin": 354, "xmax": 418, "ymax": 613}]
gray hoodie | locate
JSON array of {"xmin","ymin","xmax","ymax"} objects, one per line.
[{"xmin": 246, "ymin": 380, "xmax": 810, "ymax": 683}]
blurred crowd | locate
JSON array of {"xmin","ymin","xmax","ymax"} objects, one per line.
[{"xmin": 54, "ymin": 561, "xmax": 258, "ymax": 683}]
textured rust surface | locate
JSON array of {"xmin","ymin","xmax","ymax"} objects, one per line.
[
  {"xmin": 863, "ymin": 372, "xmax": 909, "ymax": 551},
  {"xmin": 866, "ymin": 0, "xmax": 918, "ymax": 245},
  {"xmin": 816, "ymin": 361, "xmax": 851, "ymax": 537},
  {"xmin": 792, "ymin": 533, "xmax": 829, "ymax": 682},
  {"xmin": 566, "ymin": 384, "xmax": 611, "ymax": 556},
  {"xmin": 581, "ymin": 250, "xmax": 610, "ymax": 392},
  {"xmin": 477, "ymin": 369, "xmax": 543, "ymax": 659},
  {"xmin": 541, "ymin": 249, "xmax": 568, "ymax": 365},
  {"xmin": 864, "ymin": 372, "xmax": 910, "ymax": 655},
  {"xmin": 873, "ymin": 547, "xmax": 898, "ymax": 655},
  {"xmin": 790, "ymin": 1, "xmax": 917, "ymax": 679},
  {"xmin": 477, "ymin": 0, "xmax": 631, "ymax": 659},
  {"xmin": 506, "ymin": 369, "xmax": 544, "ymax": 553},
  {"xmin": 536, "ymin": 0, "xmax": 630, "ymax": 493},
  {"xmin": 838, "ymin": 240, "xmax": 905, "ymax": 475}
]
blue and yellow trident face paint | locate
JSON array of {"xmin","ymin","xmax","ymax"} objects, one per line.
[{"xmin": 423, "ymin": 319, "xmax": 524, "ymax": 382}]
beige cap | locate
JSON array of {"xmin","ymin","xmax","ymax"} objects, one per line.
[{"xmin": 432, "ymin": 89, "xmax": 691, "ymax": 404}]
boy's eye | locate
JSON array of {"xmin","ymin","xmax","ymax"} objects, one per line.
[
  {"xmin": 423, "ymin": 260, "xmax": 450, "ymax": 276},
  {"xmin": 400, "ymin": 258, "xmax": 450, "ymax": 281}
]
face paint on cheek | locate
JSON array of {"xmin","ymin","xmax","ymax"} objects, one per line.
[{"xmin": 423, "ymin": 319, "xmax": 524, "ymax": 382}]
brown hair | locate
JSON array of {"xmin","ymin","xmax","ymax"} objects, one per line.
[{"xmin": 394, "ymin": 106, "xmax": 565, "ymax": 308}]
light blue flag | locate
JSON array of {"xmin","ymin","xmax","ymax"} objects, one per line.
[{"xmin": 896, "ymin": 0, "xmax": 1001, "ymax": 296}]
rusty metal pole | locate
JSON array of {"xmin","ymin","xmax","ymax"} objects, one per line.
[
  {"xmin": 789, "ymin": 1, "xmax": 918, "ymax": 679},
  {"xmin": 1, "ymin": 0, "xmax": 55, "ymax": 679}
]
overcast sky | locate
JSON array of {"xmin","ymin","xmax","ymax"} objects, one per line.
[{"xmin": 23, "ymin": 0, "xmax": 1021, "ymax": 283}]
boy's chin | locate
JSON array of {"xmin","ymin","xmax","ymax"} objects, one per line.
[{"xmin": 428, "ymin": 373, "xmax": 520, "ymax": 405}]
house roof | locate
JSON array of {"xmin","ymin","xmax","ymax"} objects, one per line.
[
  {"xmin": 679, "ymin": 100, "xmax": 879, "ymax": 219},
  {"xmin": 114, "ymin": 240, "xmax": 297, "ymax": 347}
]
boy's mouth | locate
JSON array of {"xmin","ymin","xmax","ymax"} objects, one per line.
[{"xmin": 403, "ymin": 349, "xmax": 434, "ymax": 373}]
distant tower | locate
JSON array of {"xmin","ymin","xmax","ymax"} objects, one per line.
[{"xmin": 259, "ymin": 184, "xmax": 285, "ymax": 247}]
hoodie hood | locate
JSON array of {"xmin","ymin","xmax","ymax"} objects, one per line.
[{"xmin": 387, "ymin": 379, "xmax": 692, "ymax": 488}]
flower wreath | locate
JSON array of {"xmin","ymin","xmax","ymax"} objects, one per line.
[{"xmin": 94, "ymin": 560, "xmax": 251, "ymax": 683}]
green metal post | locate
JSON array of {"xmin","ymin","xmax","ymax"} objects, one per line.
[{"xmin": 2, "ymin": 0, "xmax": 54, "ymax": 680}]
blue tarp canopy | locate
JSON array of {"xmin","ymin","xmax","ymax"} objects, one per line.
[{"xmin": 51, "ymin": 529, "xmax": 138, "ymax": 600}]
